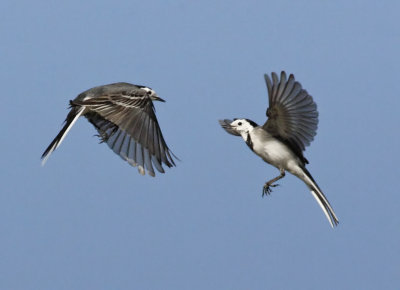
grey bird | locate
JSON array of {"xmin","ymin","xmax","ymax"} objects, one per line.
[
  {"xmin": 219, "ymin": 71, "xmax": 338, "ymax": 227},
  {"xmin": 41, "ymin": 83, "xmax": 176, "ymax": 176}
]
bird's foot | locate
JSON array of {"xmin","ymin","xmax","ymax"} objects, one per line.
[
  {"xmin": 262, "ymin": 183, "xmax": 279, "ymax": 197},
  {"xmin": 95, "ymin": 132, "xmax": 110, "ymax": 143}
]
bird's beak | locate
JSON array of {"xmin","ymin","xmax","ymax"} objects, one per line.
[
  {"xmin": 153, "ymin": 95, "xmax": 165, "ymax": 102},
  {"xmin": 219, "ymin": 119, "xmax": 241, "ymax": 136}
]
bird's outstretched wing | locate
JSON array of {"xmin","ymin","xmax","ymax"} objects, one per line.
[
  {"xmin": 73, "ymin": 90, "xmax": 175, "ymax": 176},
  {"xmin": 262, "ymin": 71, "xmax": 318, "ymax": 162}
]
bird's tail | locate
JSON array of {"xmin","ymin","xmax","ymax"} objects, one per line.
[
  {"xmin": 300, "ymin": 167, "xmax": 339, "ymax": 228},
  {"xmin": 41, "ymin": 106, "xmax": 85, "ymax": 165}
]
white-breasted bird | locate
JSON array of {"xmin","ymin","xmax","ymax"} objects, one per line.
[
  {"xmin": 41, "ymin": 83, "xmax": 176, "ymax": 176},
  {"xmin": 219, "ymin": 71, "xmax": 338, "ymax": 227}
]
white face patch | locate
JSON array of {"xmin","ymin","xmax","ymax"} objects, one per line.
[
  {"xmin": 230, "ymin": 119, "xmax": 255, "ymax": 140},
  {"xmin": 141, "ymin": 87, "xmax": 154, "ymax": 95},
  {"xmin": 232, "ymin": 119, "xmax": 252, "ymax": 131}
]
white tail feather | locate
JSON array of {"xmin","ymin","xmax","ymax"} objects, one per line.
[
  {"xmin": 310, "ymin": 190, "xmax": 334, "ymax": 228},
  {"xmin": 41, "ymin": 107, "xmax": 85, "ymax": 166},
  {"xmin": 55, "ymin": 108, "xmax": 84, "ymax": 150},
  {"xmin": 300, "ymin": 169, "xmax": 339, "ymax": 227}
]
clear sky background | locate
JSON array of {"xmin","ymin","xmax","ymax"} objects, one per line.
[{"xmin": 1, "ymin": 1, "xmax": 399, "ymax": 289}]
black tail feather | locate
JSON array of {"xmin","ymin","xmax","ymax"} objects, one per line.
[
  {"xmin": 302, "ymin": 166, "xmax": 339, "ymax": 227},
  {"xmin": 41, "ymin": 107, "xmax": 83, "ymax": 165}
]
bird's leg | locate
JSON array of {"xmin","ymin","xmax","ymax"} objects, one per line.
[{"xmin": 263, "ymin": 169, "xmax": 285, "ymax": 197}]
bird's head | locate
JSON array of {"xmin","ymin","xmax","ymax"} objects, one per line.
[
  {"xmin": 219, "ymin": 118, "xmax": 258, "ymax": 139},
  {"xmin": 141, "ymin": 87, "xmax": 165, "ymax": 102}
]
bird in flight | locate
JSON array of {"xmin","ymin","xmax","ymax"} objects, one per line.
[
  {"xmin": 41, "ymin": 83, "xmax": 176, "ymax": 176},
  {"xmin": 219, "ymin": 71, "xmax": 338, "ymax": 227}
]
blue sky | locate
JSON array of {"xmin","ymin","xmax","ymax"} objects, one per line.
[{"xmin": 1, "ymin": 0, "xmax": 399, "ymax": 289}]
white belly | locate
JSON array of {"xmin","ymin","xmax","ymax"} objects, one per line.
[{"xmin": 251, "ymin": 132, "xmax": 300, "ymax": 170}]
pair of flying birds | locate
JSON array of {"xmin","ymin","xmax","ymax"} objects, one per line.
[{"xmin": 42, "ymin": 71, "xmax": 339, "ymax": 227}]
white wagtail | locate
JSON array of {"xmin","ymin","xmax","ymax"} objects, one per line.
[
  {"xmin": 219, "ymin": 71, "xmax": 338, "ymax": 227},
  {"xmin": 41, "ymin": 83, "xmax": 176, "ymax": 176}
]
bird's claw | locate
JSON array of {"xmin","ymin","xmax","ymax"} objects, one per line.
[
  {"xmin": 262, "ymin": 183, "xmax": 279, "ymax": 197},
  {"xmin": 262, "ymin": 186, "xmax": 272, "ymax": 197}
]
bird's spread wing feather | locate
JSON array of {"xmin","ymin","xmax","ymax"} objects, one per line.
[
  {"xmin": 262, "ymin": 72, "xmax": 318, "ymax": 160},
  {"xmin": 73, "ymin": 92, "xmax": 175, "ymax": 176}
]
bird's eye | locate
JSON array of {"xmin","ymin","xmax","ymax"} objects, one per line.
[
  {"xmin": 147, "ymin": 90, "xmax": 152, "ymax": 95},
  {"xmin": 238, "ymin": 122, "xmax": 242, "ymax": 126}
]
